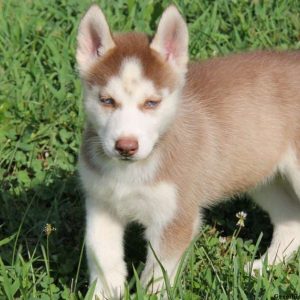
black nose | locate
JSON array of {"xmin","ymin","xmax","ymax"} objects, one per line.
[{"xmin": 115, "ymin": 138, "xmax": 138, "ymax": 156}]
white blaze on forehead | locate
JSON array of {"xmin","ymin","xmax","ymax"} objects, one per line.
[
  {"xmin": 120, "ymin": 58, "xmax": 143, "ymax": 94},
  {"xmin": 104, "ymin": 57, "xmax": 158, "ymax": 104}
]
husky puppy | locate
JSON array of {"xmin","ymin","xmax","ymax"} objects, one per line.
[{"xmin": 76, "ymin": 4, "xmax": 300, "ymax": 299}]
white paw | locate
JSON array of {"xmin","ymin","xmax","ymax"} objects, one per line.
[
  {"xmin": 91, "ymin": 280, "xmax": 124, "ymax": 300},
  {"xmin": 244, "ymin": 259, "xmax": 265, "ymax": 276},
  {"xmin": 141, "ymin": 271, "xmax": 166, "ymax": 296}
]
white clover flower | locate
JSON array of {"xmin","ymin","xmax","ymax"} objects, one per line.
[
  {"xmin": 219, "ymin": 236, "xmax": 227, "ymax": 244},
  {"xmin": 236, "ymin": 211, "xmax": 247, "ymax": 227},
  {"xmin": 44, "ymin": 223, "xmax": 56, "ymax": 236}
]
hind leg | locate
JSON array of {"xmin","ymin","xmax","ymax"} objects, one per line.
[
  {"xmin": 279, "ymin": 146, "xmax": 300, "ymax": 199},
  {"xmin": 248, "ymin": 179, "xmax": 300, "ymax": 273}
]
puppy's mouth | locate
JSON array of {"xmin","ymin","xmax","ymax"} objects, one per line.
[{"xmin": 119, "ymin": 155, "xmax": 135, "ymax": 162}]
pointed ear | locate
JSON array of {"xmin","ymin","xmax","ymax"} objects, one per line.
[
  {"xmin": 150, "ymin": 5, "xmax": 188, "ymax": 73},
  {"xmin": 76, "ymin": 5, "xmax": 115, "ymax": 76}
]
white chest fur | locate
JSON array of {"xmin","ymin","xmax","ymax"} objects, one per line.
[{"xmin": 79, "ymin": 159, "xmax": 178, "ymax": 228}]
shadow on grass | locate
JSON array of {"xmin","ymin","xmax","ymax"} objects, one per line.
[
  {"xmin": 0, "ymin": 170, "xmax": 273, "ymax": 295},
  {"xmin": 1, "ymin": 172, "xmax": 88, "ymax": 292},
  {"xmin": 204, "ymin": 195, "xmax": 273, "ymax": 256}
]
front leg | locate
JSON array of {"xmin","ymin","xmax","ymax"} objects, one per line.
[
  {"xmin": 141, "ymin": 211, "xmax": 200, "ymax": 295},
  {"xmin": 85, "ymin": 201, "xmax": 126, "ymax": 299}
]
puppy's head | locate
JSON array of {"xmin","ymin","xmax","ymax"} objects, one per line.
[{"xmin": 77, "ymin": 5, "xmax": 188, "ymax": 161}]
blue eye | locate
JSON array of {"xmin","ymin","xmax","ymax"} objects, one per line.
[
  {"xmin": 99, "ymin": 97, "xmax": 115, "ymax": 107},
  {"xmin": 144, "ymin": 100, "xmax": 161, "ymax": 109}
]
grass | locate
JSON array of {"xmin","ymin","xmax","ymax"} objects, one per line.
[{"xmin": 0, "ymin": 0, "xmax": 300, "ymax": 299}]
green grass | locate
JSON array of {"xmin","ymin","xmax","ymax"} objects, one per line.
[{"xmin": 1, "ymin": 0, "xmax": 300, "ymax": 299}]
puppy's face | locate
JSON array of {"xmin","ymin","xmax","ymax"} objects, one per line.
[
  {"xmin": 84, "ymin": 54, "xmax": 179, "ymax": 161},
  {"xmin": 77, "ymin": 5, "xmax": 188, "ymax": 161}
]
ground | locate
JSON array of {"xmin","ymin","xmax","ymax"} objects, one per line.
[{"xmin": 0, "ymin": 0, "xmax": 300, "ymax": 299}]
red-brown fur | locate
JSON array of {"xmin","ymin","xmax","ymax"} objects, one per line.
[{"xmin": 86, "ymin": 32, "xmax": 178, "ymax": 90}]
